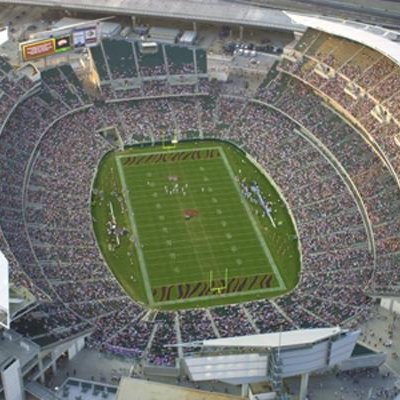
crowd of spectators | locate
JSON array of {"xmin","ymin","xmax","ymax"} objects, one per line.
[
  {"xmin": 91, "ymin": 39, "xmax": 206, "ymax": 102},
  {"xmin": 41, "ymin": 67, "xmax": 85, "ymax": 109},
  {"xmin": 0, "ymin": 37, "xmax": 399, "ymax": 367},
  {"xmin": 147, "ymin": 313, "xmax": 177, "ymax": 366},
  {"xmin": 279, "ymin": 29, "xmax": 400, "ymax": 181}
]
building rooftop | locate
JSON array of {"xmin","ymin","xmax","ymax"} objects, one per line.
[
  {"xmin": 200, "ymin": 327, "xmax": 342, "ymax": 349},
  {"xmin": 0, "ymin": 330, "xmax": 40, "ymax": 371},
  {"xmin": 116, "ymin": 378, "xmax": 243, "ymax": 400}
]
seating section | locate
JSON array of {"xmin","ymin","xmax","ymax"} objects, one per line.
[
  {"xmin": 41, "ymin": 67, "xmax": 84, "ymax": 109},
  {"xmin": 90, "ymin": 45, "xmax": 111, "ymax": 81},
  {"xmin": 90, "ymin": 40, "xmax": 205, "ymax": 100},
  {"xmin": 0, "ymin": 55, "xmax": 12, "ymax": 73},
  {"xmin": 165, "ymin": 45, "xmax": 195, "ymax": 75},
  {"xmin": 280, "ymin": 28, "xmax": 400, "ymax": 180},
  {"xmin": 134, "ymin": 42, "xmax": 166, "ymax": 77},
  {"xmin": 103, "ymin": 38, "xmax": 138, "ymax": 80},
  {"xmin": 11, "ymin": 303, "xmax": 92, "ymax": 347},
  {"xmin": 0, "ymin": 35, "xmax": 399, "ymax": 365},
  {"xmin": 59, "ymin": 64, "xmax": 91, "ymax": 104},
  {"xmin": 0, "ymin": 56, "xmax": 36, "ymax": 126},
  {"xmin": 196, "ymin": 48, "xmax": 207, "ymax": 74}
]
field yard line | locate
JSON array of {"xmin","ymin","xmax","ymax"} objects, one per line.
[
  {"xmin": 138, "ymin": 224, "xmax": 259, "ymax": 236},
  {"xmin": 116, "ymin": 155, "xmax": 155, "ymax": 306},
  {"xmin": 146, "ymin": 247, "xmax": 268, "ymax": 260},
  {"xmin": 219, "ymin": 147, "xmax": 286, "ymax": 291}
]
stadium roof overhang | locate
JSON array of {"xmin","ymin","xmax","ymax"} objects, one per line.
[
  {"xmin": 287, "ymin": 13, "xmax": 400, "ymax": 66},
  {"xmin": 0, "ymin": 0, "xmax": 305, "ymax": 32},
  {"xmin": 200, "ymin": 327, "xmax": 342, "ymax": 349}
]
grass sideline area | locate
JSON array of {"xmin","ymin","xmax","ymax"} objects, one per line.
[{"xmin": 92, "ymin": 140, "xmax": 300, "ymax": 310}]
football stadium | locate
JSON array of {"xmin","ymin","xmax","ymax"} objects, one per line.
[{"xmin": 0, "ymin": 1, "xmax": 399, "ymax": 399}]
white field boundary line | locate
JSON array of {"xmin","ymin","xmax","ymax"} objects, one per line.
[
  {"xmin": 119, "ymin": 145, "xmax": 285, "ymax": 306},
  {"xmin": 145, "ymin": 146, "xmax": 287, "ymax": 303},
  {"xmin": 116, "ymin": 155, "xmax": 155, "ymax": 306},
  {"xmin": 219, "ymin": 147, "xmax": 286, "ymax": 291}
]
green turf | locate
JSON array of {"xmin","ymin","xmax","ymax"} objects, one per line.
[{"xmin": 92, "ymin": 140, "xmax": 301, "ymax": 310}]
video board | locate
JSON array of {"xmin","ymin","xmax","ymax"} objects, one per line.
[
  {"xmin": 21, "ymin": 25, "xmax": 98, "ymax": 61},
  {"xmin": 72, "ymin": 26, "xmax": 98, "ymax": 48},
  {"xmin": 55, "ymin": 35, "xmax": 73, "ymax": 53}
]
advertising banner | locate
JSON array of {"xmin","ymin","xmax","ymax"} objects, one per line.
[{"xmin": 22, "ymin": 38, "xmax": 56, "ymax": 61}]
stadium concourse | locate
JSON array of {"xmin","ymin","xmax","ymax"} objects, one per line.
[{"xmin": 0, "ymin": 16, "xmax": 399, "ymax": 399}]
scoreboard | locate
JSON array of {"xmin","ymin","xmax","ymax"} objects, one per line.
[
  {"xmin": 20, "ymin": 25, "xmax": 98, "ymax": 62},
  {"xmin": 72, "ymin": 26, "xmax": 97, "ymax": 48}
]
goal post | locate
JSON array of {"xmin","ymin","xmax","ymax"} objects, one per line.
[
  {"xmin": 209, "ymin": 268, "xmax": 229, "ymax": 294},
  {"xmin": 162, "ymin": 131, "xmax": 179, "ymax": 150}
]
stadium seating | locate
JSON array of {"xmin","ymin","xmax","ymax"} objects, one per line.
[
  {"xmin": 103, "ymin": 38, "xmax": 138, "ymax": 80},
  {"xmin": 279, "ymin": 28, "xmax": 400, "ymax": 181},
  {"xmin": 0, "ymin": 35, "xmax": 399, "ymax": 366}
]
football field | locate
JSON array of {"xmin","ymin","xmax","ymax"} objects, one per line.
[{"xmin": 92, "ymin": 141, "xmax": 300, "ymax": 309}]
